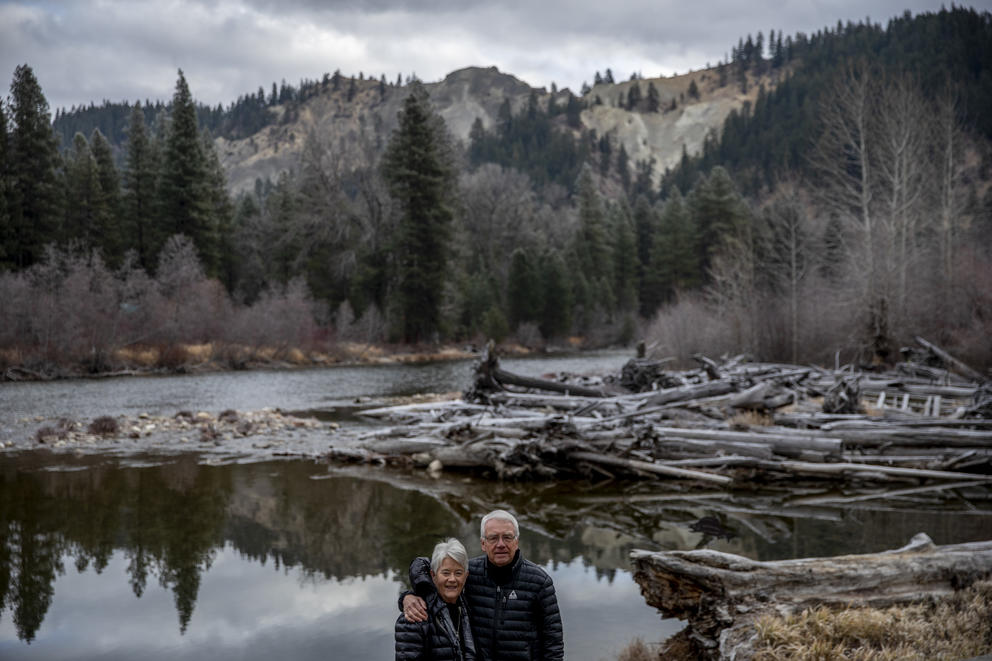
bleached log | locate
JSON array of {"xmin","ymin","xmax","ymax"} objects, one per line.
[
  {"xmin": 787, "ymin": 479, "xmax": 992, "ymax": 506},
  {"xmin": 652, "ymin": 426, "xmax": 843, "ymax": 457},
  {"xmin": 568, "ymin": 451, "xmax": 734, "ymax": 485},
  {"xmin": 641, "ymin": 381, "xmax": 737, "ymax": 407},
  {"xmin": 357, "ymin": 400, "xmax": 486, "ymax": 418},
  {"xmin": 631, "ymin": 533, "xmax": 992, "ymax": 659},
  {"xmin": 915, "ymin": 335, "xmax": 985, "ymax": 382},
  {"xmin": 766, "ymin": 459, "xmax": 992, "ymax": 482}
]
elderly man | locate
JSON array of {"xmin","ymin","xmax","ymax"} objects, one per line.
[{"xmin": 401, "ymin": 510, "xmax": 564, "ymax": 660}]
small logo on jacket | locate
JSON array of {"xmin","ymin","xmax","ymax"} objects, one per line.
[{"xmin": 508, "ymin": 590, "xmax": 517, "ymax": 600}]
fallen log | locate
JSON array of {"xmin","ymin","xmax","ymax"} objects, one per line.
[
  {"xmin": 641, "ymin": 381, "xmax": 737, "ymax": 407},
  {"xmin": 915, "ymin": 335, "xmax": 985, "ymax": 382},
  {"xmin": 631, "ymin": 533, "xmax": 992, "ymax": 660},
  {"xmin": 569, "ymin": 451, "xmax": 734, "ymax": 485},
  {"xmin": 470, "ymin": 341, "xmax": 608, "ymax": 398}
]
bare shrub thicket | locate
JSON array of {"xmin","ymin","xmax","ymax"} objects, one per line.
[
  {"xmin": 0, "ymin": 234, "xmax": 329, "ymax": 372},
  {"xmin": 648, "ymin": 67, "xmax": 990, "ymax": 369},
  {"xmin": 225, "ymin": 278, "xmax": 323, "ymax": 358}
]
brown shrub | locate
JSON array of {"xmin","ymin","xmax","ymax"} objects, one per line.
[
  {"xmin": 35, "ymin": 426, "xmax": 58, "ymax": 443},
  {"xmin": 157, "ymin": 344, "xmax": 189, "ymax": 370},
  {"xmin": 87, "ymin": 416, "xmax": 120, "ymax": 436}
]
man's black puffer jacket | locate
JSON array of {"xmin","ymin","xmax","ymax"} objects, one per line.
[
  {"xmin": 410, "ymin": 552, "xmax": 563, "ymax": 661},
  {"xmin": 395, "ymin": 588, "xmax": 476, "ymax": 661}
]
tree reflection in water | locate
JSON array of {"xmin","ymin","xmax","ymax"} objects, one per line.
[
  {"xmin": 0, "ymin": 455, "xmax": 229, "ymax": 640},
  {"xmin": 1, "ymin": 452, "xmax": 990, "ymax": 651}
]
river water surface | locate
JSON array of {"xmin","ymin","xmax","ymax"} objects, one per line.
[{"xmin": 2, "ymin": 352, "xmax": 991, "ymax": 660}]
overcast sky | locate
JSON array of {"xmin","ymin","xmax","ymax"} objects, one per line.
[{"xmin": 2, "ymin": 0, "xmax": 988, "ymax": 113}]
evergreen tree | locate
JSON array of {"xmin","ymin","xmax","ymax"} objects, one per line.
[
  {"xmin": 565, "ymin": 93, "xmax": 582, "ymax": 128},
  {"xmin": 611, "ymin": 205, "xmax": 638, "ymax": 313},
  {"xmin": 688, "ymin": 166, "xmax": 750, "ymax": 277},
  {"xmin": 381, "ymin": 81, "xmax": 455, "ymax": 343},
  {"xmin": 617, "ymin": 143, "xmax": 631, "ymax": 192},
  {"xmin": 63, "ymin": 132, "xmax": 103, "ymax": 248},
  {"xmin": 646, "ymin": 188, "xmax": 697, "ymax": 309},
  {"xmin": 632, "ymin": 195, "xmax": 659, "ymax": 316},
  {"xmin": 5, "ymin": 64, "xmax": 62, "ymax": 269},
  {"xmin": 539, "ymin": 250, "xmax": 572, "ymax": 339},
  {"xmin": 157, "ymin": 69, "xmax": 216, "ymax": 274},
  {"xmin": 626, "ymin": 82, "xmax": 642, "ymax": 110},
  {"xmin": 0, "ymin": 100, "xmax": 11, "ymax": 265},
  {"xmin": 122, "ymin": 104, "xmax": 158, "ymax": 271},
  {"xmin": 202, "ymin": 133, "xmax": 235, "ymax": 290},
  {"xmin": 687, "ymin": 80, "xmax": 700, "ymax": 100},
  {"xmin": 90, "ymin": 128, "xmax": 122, "ymax": 265},
  {"xmin": 507, "ymin": 247, "xmax": 543, "ymax": 329},
  {"xmin": 647, "ymin": 82, "xmax": 661, "ymax": 112}
]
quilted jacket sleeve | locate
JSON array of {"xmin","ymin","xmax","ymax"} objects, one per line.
[
  {"xmin": 538, "ymin": 574, "xmax": 564, "ymax": 660},
  {"xmin": 409, "ymin": 556, "xmax": 435, "ymax": 598},
  {"xmin": 395, "ymin": 615, "xmax": 428, "ymax": 661},
  {"xmin": 397, "ymin": 556, "xmax": 433, "ymax": 613}
]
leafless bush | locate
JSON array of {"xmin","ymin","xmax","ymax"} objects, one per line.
[
  {"xmin": 87, "ymin": 416, "xmax": 120, "ymax": 436},
  {"xmin": 35, "ymin": 426, "xmax": 58, "ymax": 443},
  {"xmin": 226, "ymin": 277, "xmax": 322, "ymax": 356},
  {"xmin": 646, "ymin": 293, "xmax": 737, "ymax": 365},
  {"xmin": 512, "ymin": 322, "xmax": 544, "ymax": 350}
]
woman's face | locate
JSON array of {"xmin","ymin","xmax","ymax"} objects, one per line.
[{"xmin": 432, "ymin": 556, "xmax": 467, "ymax": 604}]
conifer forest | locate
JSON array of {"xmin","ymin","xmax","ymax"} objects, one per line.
[{"xmin": 1, "ymin": 7, "xmax": 991, "ymax": 375}]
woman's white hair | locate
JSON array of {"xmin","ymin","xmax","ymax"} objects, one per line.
[
  {"xmin": 431, "ymin": 538, "xmax": 469, "ymax": 573},
  {"xmin": 480, "ymin": 509, "xmax": 519, "ymax": 539}
]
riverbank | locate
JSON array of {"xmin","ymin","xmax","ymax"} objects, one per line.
[{"xmin": 1, "ymin": 339, "xmax": 540, "ymax": 382}]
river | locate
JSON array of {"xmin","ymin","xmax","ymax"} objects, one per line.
[{"xmin": 1, "ymin": 352, "xmax": 991, "ymax": 660}]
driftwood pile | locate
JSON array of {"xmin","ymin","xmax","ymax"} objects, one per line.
[
  {"xmin": 631, "ymin": 532, "xmax": 992, "ymax": 660},
  {"xmin": 342, "ymin": 338, "xmax": 992, "ymax": 488}
]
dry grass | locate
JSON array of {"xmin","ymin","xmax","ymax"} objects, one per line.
[
  {"xmin": 729, "ymin": 410, "xmax": 774, "ymax": 428},
  {"xmin": 752, "ymin": 579, "xmax": 992, "ymax": 661},
  {"xmin": 114, "ymin": 346, "xmax": 160, "ymax": 367},
  {"xmin": 616, "ymin": 638, "xmax": 657, "ymax": 661}
]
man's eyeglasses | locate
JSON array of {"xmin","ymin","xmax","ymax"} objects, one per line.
[{"xmin": 484, "ymin": 534, "xmax": 517, "ymax": 544}]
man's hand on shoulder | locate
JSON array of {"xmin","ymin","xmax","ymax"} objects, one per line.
[{"xmin": 402, "ymin": 593, "xmax": 428, "ymax": 623}]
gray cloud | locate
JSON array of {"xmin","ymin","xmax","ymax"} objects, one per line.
[{"xmin": 1, "ymin": 0, "xmax": 983, "ymax": 112}]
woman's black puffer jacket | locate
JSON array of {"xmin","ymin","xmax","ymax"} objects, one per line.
[
  {"xmin": 409, "ymin": 553, "xmax": 563, "ymax": 660},
  {"xmin": 395, "ymin": 588, "xmax": 476, "ymax": 661}
]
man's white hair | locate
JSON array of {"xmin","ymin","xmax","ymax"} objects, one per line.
[
  {"xmin": 431, "ymin": 538, "xmax": 469, "ymax": 573},
  {"xmin": 480, "ymin": 509, "xmax": 519, "ymax": 539}
]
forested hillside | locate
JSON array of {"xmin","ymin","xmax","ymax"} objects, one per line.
[{"xmin": 1, "ymin": 6, "xmax": 990, "ymax": 376}]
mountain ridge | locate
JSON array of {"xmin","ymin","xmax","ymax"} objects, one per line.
[{"xmin": 216, "ymin": 64, "xmax": 773, "ymax": 193}]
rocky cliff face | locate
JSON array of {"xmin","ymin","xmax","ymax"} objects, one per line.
[{"xmin": 216, "ymin": 65, "xmax": 770, "ymax": 194}]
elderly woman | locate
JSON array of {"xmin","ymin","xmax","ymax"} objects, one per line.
[{"xmin": 395, "ymin": 538, "xmax": 476, "ymax": 661}]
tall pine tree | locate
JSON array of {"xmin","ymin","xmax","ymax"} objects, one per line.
[
  {"xmin": 157, "ymin": 70, "xmax": 216, "ymax": 274},
  {"xmin": 123, "ymin": 104, "xmax": 159, "ymax": 271},
  {"xmin": 90, "ymin": 128, "xmax": 122, "ymax": 265},
  {"xmin": 381, "ymin": 82, "xmax": 455, "ymax": 343},
  {"xmin": 0, "ymin": 100, "xmax": 11, "ymax": 265},
  {"xmin": 5, "ymin": 64, "xmax": 61, "ymax": 269}
]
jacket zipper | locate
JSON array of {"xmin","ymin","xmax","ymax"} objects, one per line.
[{"xmin": 491, "ymin": 585, "xmax": 503, "ymax": 660}]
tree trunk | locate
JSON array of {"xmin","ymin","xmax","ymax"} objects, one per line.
[{"xmin": 631, "ymin": 533, "xmax": 992, "ymax": 660}]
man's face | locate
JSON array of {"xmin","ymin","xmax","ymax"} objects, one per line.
[
  {"xmin": 432, "ymin": 556, "xmax": 467, "ymax": 604},
  {"xmin": 481, "ymin": 518, "xmax": 518, "ymax": 567}
]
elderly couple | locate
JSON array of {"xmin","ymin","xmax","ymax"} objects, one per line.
[{"xmin": 394, "ymin": 509, "xmax": 564, "ymax": 660}]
